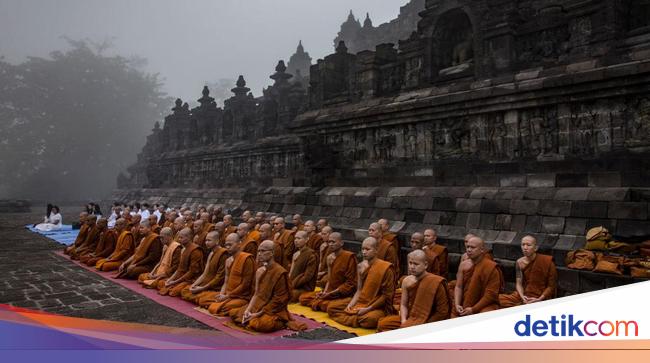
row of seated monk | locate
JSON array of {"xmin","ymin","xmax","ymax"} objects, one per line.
[{"xmin": 62, "ymin": 209, "xmax": 557, "ymax": 333}]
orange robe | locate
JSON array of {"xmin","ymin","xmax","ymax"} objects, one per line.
[
  {"xmin": 499, "ymin": 254, "xmax": 557, "ymax": 308},
  {"xmin": 181, "ymin": 247, "xmax": 228, "ymax": 304},
  {"xmin": 95, "ymin": 230, "xmax": 135, "ymax": 272},
  {"xmin": 71, "ymin": 225, "xmax": 102, "ymax": 260},
  {"xmin": 377, "ymin": 238, "xmax": 400, "ymax": 279},
  {"xmin": 306, "ymin": 233, "xmax": 324, "ymax": 257},
  {"xmin": 240, "ymin": 232, "xmax": 261, "ymax": 257},
  {"xmin": 289, "ymin": 246, "xmax": 318, "ymax": 302},
  {"xmin": 423, "ymin": 243, "xmax": 448, "ymax": 278},
  {"xmin": 273, "ymin": 229, "xmax": 295, "ymax": 270},
  {"xmin": 299, "ymin": 250, "xmax": 357, "ymax": 311},
  {"xmin": 383, "ymin": 232, "xmax": 398, "ymax": 249},
  {"xmin": 378, "ymin": 273, "xmax": 450, "ymax": 331},
  {"xmin": 158, "ymin": 243, "xmax": 205, "ymax": 297},
  {"xmin": 120, "ymin": 233, "xmax": 163, "ymax": 279},
  {"xmin": 65, "ymin": 223, "xmax": 90, "ymax": 255},
  {"xmin": 80, "ymin": 228, "xmax": 115, "ymax": 265},
  {"xmin": 230, "ymin": 262, "xmax": 292, "ymax": 333},
  {"xmin": 138, "ymin": 241, "xmax": 181, "ymax": 288},
  {"xmin": 451, "ymin": 256, "xmax": 501, "ymax": 317},
  {"xmin": 207, "ymin": 252, "xmax": 255, "ymax": 315},
  {"xmin": 327, "ymin": 259, "xmax": 396, "ymax": 329},
  {"xmin": 316, "ymin": 246, "xmax": 330, "ymax": 288}
]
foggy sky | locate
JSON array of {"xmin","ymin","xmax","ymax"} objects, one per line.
[{"xmin": 0, "ymin": 0, "xmax": 410, "ymax": 105}]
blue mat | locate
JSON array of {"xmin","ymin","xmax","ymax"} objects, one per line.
[{"xmin": 25, "ymin": 225, "xmax": 79, "ymax": 246}]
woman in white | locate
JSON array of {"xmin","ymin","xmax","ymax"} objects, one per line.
[{"xmin": 35, "ymin": 205, "xmax": 63, "ymax": 231}]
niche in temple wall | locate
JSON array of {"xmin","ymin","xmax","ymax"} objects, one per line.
[{"xmin": 431, "ymin": 8, "xmax": 475, "ymax": 79}]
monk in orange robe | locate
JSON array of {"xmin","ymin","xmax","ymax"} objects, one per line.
[
  {"xmin": 369, "ymin": 222, "xmax": 400, "ymax": 279},
  {"xmin": 288, "ymin": 231, "xmax": 318, "ymax": 302},
  {"xmin": 192, "ymin": 220, "xmax": 211, "ymax": 256},
  {"xmin": 299, "ymin": 232, "xmax": 357, "ymax": 311},
  {"xmin": 378, "ymin": 218, "xmax": 398, "ymax": 248},
  {"xmin": 316, "ymin": 218, "xmax": 328, "ymax": 233},
  {"xmin": 499, "ymin": 235, "xmax": 557, "ymax": 308},
  {"xmin": 222, "ymin": 215, "xmax": 237, "ymax": 236},
  {"xmin": 237, "ymin": 222, "xmax": 261, "ymax": 257},
  {"xmin": 423, "ymin": 228, "xmax": 448, "ymax": 278},
  {"xmin": 240, "ymin": 210, "xmax": 252, "ymax": 224},
  {"xmin": 246, "ymin": 217, "xmax": 257, "ymax": 233},
  {"xmin": 115, "ymin": 220, "xmax": 163, "ymax": 279},
  {"xmin": 64, "ymin": 212, "xmax": 89, "ymax": 256},
  {"xmin": 71, "ymin": 216, "xmax": 103, "ymax": 260},
  {"xmin": 207, "ymin": 233, "xmax": 256, "ymax": 315},
  {"xmin": 327, "ymin": 237, "xmax": 396, "ymax": 329},
  {"xmin": 148, "ymin": 215, "xmax": 161, "ymax": 234},
  {"xmin": 303, "ymin": 220, "xmax": 324, "ymax": 253},
  {"xmin": 157, "ymin": 228, "xmax": 205, "ymax": 297},
  {"xmin": 378, "ymin": 250, "xmax": 450, "ymax": 331},
  {"xmin": 214, "ymin": 222, "xmax": 226, "ymax": 246},
  {"xmin": 138, "ymin": 227, "xmax": 181, "ymax": 288},
  {"xmin": 272, "ymin": 217, "xmax": 295, "ymax": 270},
  {"xmin": 80, "ymin": 219, "xmax": 116, "ymax": 266},
  {"xmin": 291, "ymin": 214, "xmax": 304, "ymax": 232},
  {"xmin": 181, "ymin": 231, "xmax": 228, "ymax": 304},
  {"xmin": 452, "ymin": 236, "xmax": 501, "ymax": 317},
  {"xmin": 315, "ymin": 226, "xmax": 333, "ymax": 288},
  {"xmin": 96, "ymin": 218, "xmax": 135, "ymax": 272},
  {"xmin": 254, "ymin": 212, "xmax": 265, "ymax": 231},
  {"xmin": 230, "ymin": 240, "xmax": 307, "ymax": 333}
]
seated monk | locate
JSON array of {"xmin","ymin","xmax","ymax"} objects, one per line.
[
  {"xmin": 368, "ymin": 222, "xmax": 400, "ymax": 280},
  {"xmin": 499, "ymin": 235, "xmax": 557, "ymax": 308},
  {"xmin": 316, "ymin": 218, "xmax": 328, "ymax": 233},
  {"xmin": 230, "ymin": 240, "xmax": 306, "ymax": 333},
  {"xmin": 452, "ymin": 236, "xmax": 501, "ymax": 317},
  {"xmin": 288, "ymin": 231, "xmax": 317, "ymax": 302},
  {"xmin": 378, "ymin": 250, "xmax": 450, "ymax": 332},
  {"xmin": 422, "ymin": 229, "xmax": 448, "ymax": 278},
  {"xmin": 378, "ymin": 218, "xmax": 398, "ymax": 249},
  {"xmin": 237, "ymin": 222, "xmax": 260, "ymax": 256},
  {"xmin": 64, "ymin": 212, "xmax": 89, "ymax": 255},
  {"xmin": 96, "ymin": 218, "xmax": 135, "ymax": 272},
  {"xmin": 214, "ymin": 222, "xmax": 226, "ymax": 246},
  {"xmin": 199, "ymin": 212, "xmax": 214, "ymax": 233},
  {"xmin": 80, "ymin": 219, "xmax": 116, "ymax": 266},
  {"xmin": 254, "ymin": 212, "xmax": 265, "ymax": 231},
  {"xmin": 315, "ymin": 226, "xmax": 333, "ymax": 288},
  {"xmin": 291, "ymin": 214, "xmax": 304, "ymax": 232},
  {"xmin": 327, "ymin": 237, "xmax": 396, "ymax": 329},
  {"xmin": 246, "ymin": 217, "xmax": 257, "ymax": 233},
  {"xmin": 71, "ymin": 215, "xmax": 102, "ymax": 260},
  {"xmin": 223, "ymin": 215, "xmax": 237, "ymax": 236},
  {"xmin": 299, "ymin": 232, "xmax": 357, "ymax": 311},
  {"xmin": 207, "ymin": 233, "xmax": 256, "ymax": 315},
  {"xmin": 129, "ymin": 214, "xmax": 142, "ymax": 245},
  {"xmin": 138, "ymin": 227, "xmax": 181, "ymax": 288},
  {"xmin": 303, "ymin": 220, "xmax": 324, "ymax": 253},
  {"xmin": 148, "ymin": 215, "xmax": 161, "ymax": 234},
  {"xmin": 240, "ymin": 210, "xmax": 252, "ymax": 224},
  {"xmin": 157, "ymin": 227, "xmax": 205, "ymax": 296},
  {"xmin": 192, "ymin": 219, "xmax": 210, "ymax": 256},
  {"xmin": 171, "ymin": 216, "xmax": 185, "ymax": 237},
  {"xmin": 272, "ymin": 217, "xmax": 295, "ymax": 270},
  {"xmin": 115, "ymin": 220, "xmax": 163, "ymax": 279},
  {"xmin": 181, "ymin": 231, "xmax": 228, "ymax": 304}
]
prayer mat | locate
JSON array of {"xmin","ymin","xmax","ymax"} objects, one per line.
[
  {"xmin": 288, "ymin": 303, "xmax": 376, "ymax": 337},
  {"xmin": 27, "ymin": 225, "xmax": 79, "ymax": 246}
]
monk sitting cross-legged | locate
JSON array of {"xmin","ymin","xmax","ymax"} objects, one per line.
[
  {"xmin": 499, "ymin": 235, "xmax": 557, "ymax": 308},
  {"xmin": 299, "ymin": 232, "xmax": 357, "ymax": 312},
  {"xmin": 288, "ymin": 231, "xmax": 318, "ymax": 302},
  {"xmin": 316, "ymin": 218, "xmax": 328, "ymax": 233},
  {"xmin": 138, "ymin": 227, "xmax": 181, "ymax": 288},
  {"xmin": 181, "ymin": 231, "xmax": 228, "ymax": 304},
  {"xmin": 192, "ymin": 220, "xmax": 211, "ymax": 257},
  {"xmin": 377, "ymin": 250, "xmax": 450, "ymax": 331},
  {"xmin": 157, "ymin": 227, "xmax": 205, "ymax": 297},
  {"xmin": 422, "ymin": 228, "xmax": 448, "ymax": 278},
  {"xmin": 378, "ymin": 218, "xmax": 398, "ymax": 249},
  {"xmin": 303, "ymin": 220, "xmax": 324, "ymax": 254},
  {"xmin": 315, "ymin": 226, "xmax": 333, "ymax": 288},
  {"xmin": 452, "ymin": 236, "xmax": 501, "ymax": 317},
  {"xmin": 237, "ymin": 222, "xmax": 261, "ymax": 257},
  {"xmin": 78, "ymin": 218, "xmax": 110, "ymax": 264},
  {"xmin": 115, "ymin": 220, "xmax": 163, "ymax": 279},
  {"xmin": 230, "ymin": 240, "xmax": 307, "ymax": 333},
  {"xmin": 207, "ymin": 233, "xmax": 256, "ymax": 315},
  {"xmin": 70, "ymin": 215, "xmax": 101, "ymax": 260},
  {"xmin": 327, "ymin": 237, "xmax": 396, "ymax": 329},
  {"xmin": 95, "ymin": 218, "xmax": 135, "ymax": 272},
  {"xmin": 64, "ymin": 212, "xmax": 89, "ymax": 256},
  {"xmin": 368, "ymin": 222, "xmax": 399, "ymax": 280},
  {"xmin": 272, "ymin": 217, "xmax": 296, "ymax": 271}
]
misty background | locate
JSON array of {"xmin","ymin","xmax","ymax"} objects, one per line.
[{"xmin": 0, "ymin": 0, "xmax": 409, "ymax": 202}]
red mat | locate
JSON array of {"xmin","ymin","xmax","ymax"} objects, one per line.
[{"xmin": 53, "ymin": 251, "xmax": 323, "ymax": 341}]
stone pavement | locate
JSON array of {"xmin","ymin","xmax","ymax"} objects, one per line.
[{"xmin": 0, "ymin": 209, "xmax": 354, "ymax": 341}]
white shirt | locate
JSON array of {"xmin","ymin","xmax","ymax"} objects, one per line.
[
  {"xmin": 140, "ymin": 209, "xmax": 150, "ymax": 220},
  {"xmin": 153, "ymin": 210, "xmax": 162, "ymax": 223}
]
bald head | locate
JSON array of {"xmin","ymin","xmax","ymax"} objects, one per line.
[
  {"xmin": 273, "ymin": 217, "xmax": 285, "ymax": 231},
  {"xmin": 303, "ymin": 220, "xmax": 315, "ymax": 234},
  {"xmin": 294, "ymin": 230, "xmax": 308, "ymax": 249},
  {"xmin": 257, "ymin": 240, "xmax": 275, "ymax": 264},
  {"xmin": 317, "ymin": 218, "xmax": 328, "ymax": 232},
  {"xmin": 115, "ymin": 218, "xmax": 127, "ymax": 230},
  {"xmin": 361, "ymin": 237, "xmax": 379, "ymax": 261},
  {"xmin": 237, "ymin": 222, "xmax": 249, "ymax": 237},
  {"xmin": 96, "ymin": 218, "xmax": 108, "ymax": 228},
  {"xmin": 224, "ymin": 232, "xmax": 241, "ymax": 255},
  {"xmin": 410, "ymin": 232, "xmax": 424, "ymax": 250},
  {"xmin": 466, "ymin": 236, "xmax": 486, "ymax": 261},
  {"xmin": 160, "ymin": 227, "xmax": 173, "ymax": 244},
  {"xmin": 178, "ymin": 227, "xmax": 193, "ymax": 246},
  {"xmin": 407, "ymin": 249, "xmax": 428, "ymax": 277},
  {"xmin": 377, "ymin": 218, "xmax": 390, "ymax": 232},
  {"xmin": 368, "ymin": 223, "xmax": 382, "ymax": 239},
  {"xmin": 205, "ymin": 230, "xmax": 220, "ymax": 249},
  {"xmin": 327, "ymin": 232, "xmax": 343, "ymax": 253},
  {"xmin": 259, "ymin": 223, "xmax": 272, "ymax": 239}
]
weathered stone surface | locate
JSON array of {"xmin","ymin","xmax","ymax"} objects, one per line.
[
  {"xmin": 571, "ymin": 201, "xmax": 608, "ymax": 218},
  {"xmin": 608, "ymin": 202, "xmax": 648, "ymax": 220},
  {"xmin": 539, "ymin": 200, "xmax": 572, "ymax": 217},
  {"xmin": 541, "ymin": 217, "xmax": 566, "ymax": 234}
]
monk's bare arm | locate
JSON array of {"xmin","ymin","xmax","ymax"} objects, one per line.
[
  {"xmin": 454, "ymin": 265, "xmax": 465, "ymax": 310},
  {"xmin": 399, "ymin": 278, "xmax": 410, "ymax": 323},
  {"xmin": 515, "ymin": 260, "xmax": 525, "ymax": 299},
  {"xmin": 219, "ymin": 258, "xmax": 232, "ymax": 296}
]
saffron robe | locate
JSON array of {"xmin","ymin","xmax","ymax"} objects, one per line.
[
  {"xmin": 240, "ymin": 232, "xmax": 261, "ymax": 257},
  {"xmin": 499, "ymin": 254, "xmax": 557, "ymax": 308},
  {"xmin": 423, "ymin": 243, "xmax": 449, "ymax": 278},
  {"xmin": 121, "ymin": 233, "xmax": 163, "ymax": 279},
  {"xmin": 451, "ymin": 256, "xmax": 501, "ymax": 317},
  {"xmin": 80, "ymin": 228, "xmax": 115, "ymax": 266},
  {"xmin": 327, "ymin": 259, "xmax": 396, "ymax": 329},
  {"xmin": 96, "ymin": 230, "xmax": 135, "ymax": 272},
  {"xmin": 207, "ymin": 252, "xmax": 255, "ymax": 315},
  {"xmin": 299, "ymin": 250, "xmax": 357, "ymax": 311},
  {"xmin": 181, "ymin": 247, "xmax": 228, "ymax": 303},
  {"xmin": 273, "ymin": 229, "xmax": 296, "ymax": 270},
  {"xmin": 377, "ymin": 238, "xmax": 400, "ymax": 279},
  {"xmin": 158, "ymin": 243, "xmax": 204, "ymax": 296},
  {"xmin": 71, "ymin": 225, "xmax": 102, "ymax": 259},
  {"xmin": 289, "ymin": 246, "xmax": 318, "ymax": 302},
  {"xmin": 64, "ymin": 223, "xmax": 90, "ymax": 255},
  {"xmin": 138, "ymin": 241, "xmax": 181, "ymax": 288}
]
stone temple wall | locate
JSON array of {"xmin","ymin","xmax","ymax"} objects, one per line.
[{"xmin": 117, "ymin": 0, "xmax": 650, "ymax": 293}]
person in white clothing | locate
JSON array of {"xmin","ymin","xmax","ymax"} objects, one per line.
[{"xmin": 35, "ymin": 205, "xmax": 63, "ymax": 231}]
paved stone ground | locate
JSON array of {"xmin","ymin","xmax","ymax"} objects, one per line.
[{"xmin": 0, "ymin": 208, "xmax": 354, "ymax": 341}]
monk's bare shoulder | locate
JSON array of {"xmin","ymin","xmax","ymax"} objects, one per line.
[
  {"xmin": 402, "ymin": 275, "xmax": 417, "ymax": 289},
  {"xmin": 459, "ymin": 259, "xmax": 473, "ymax": 271}
]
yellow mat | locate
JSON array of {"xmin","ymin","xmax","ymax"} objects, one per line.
[{"xmin": 287, "ymin": 303, "xmax": 376, "ymax": 337}]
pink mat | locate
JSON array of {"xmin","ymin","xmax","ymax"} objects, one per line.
[{"xmin": 53, "ymin": 251, "xmax": 323, "ymax": 341}]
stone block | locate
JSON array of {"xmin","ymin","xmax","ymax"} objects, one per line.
[
  {"xmin": 555, "ymin": 188, "xmax": 591, "ymax": 201},
  {"xmin": 495, "ymin": 231, "xmax": 518, "ymax": 244},
  {"xmin": 525, "ymin": 188, "xmax": 557, "ymax": 200},
  {"xmin": 616, "ymin": 220, "xmax": 650, "ymax": 238},
  {"xmin": 510, "ymin": 200, "xmax": 539, "ymax": 215},
  {"xmin": 541, "ymin": 217, "xmax": 565, "ymax": 234},
  {"xmin": 510, "ymin": 215, "xmax": 527, "ymax": 232},
  {"xmin": 527, "ymin": 174, "xmax": 556, "ymax": 187},
  {"xmin": 539, "ymin": 200, "xmax": 572, "ymax": 217},
  {"xmin": 588, "ymin": 173, "xmax": 622, "ymax": 187},
  {"xmin": 495, "ymin": 189, "xmax": 527, "ymax": 200},
  {"xmin": 524, "ymin": 216, "xmax": 542, "ymax": 232},
  {"xmin": 375, "ymin": 197, "xmax": 392, "ymax": 209},
  {"xmin": 342, "ymin": 207, "xmax": 363, "ymax": 219},
  {"xmin": 608, "ymin": 202, "xmax": 648, "ymax": 220},
  {"xmin": 411, "ymin": 197, "xmax": 433, "ymax": 210},
  {"xmin": 423, "ymin": 211, "xmax": 444, "ymax": 224},
  {"xmin": 587, "ymin": 188, "xmax": 629, "ymax": 202},
  {"xmin": 404, "ymin": 210, "xmax": 425, "ymax": 223},
  {"xmin": 479, "ymin": 214, "xmax": 496, "ymax": 230},
  {"xmin": 455, "ymin": 198, "xmax": 482, "ymax": 212},
  {"xmin": 344, "ymin": 195, "xmax": 376, "ymax": 208},
  {"xmin": 481, "ymin": 199, "xmax": 510, "ymax": 214},
  {"xmin": 455, "ymin": 213, "xmax": 469, "ymax": 227},
  {"xmin": 392, "ymin": 196, "xmax": 412, "ymax": 209},
  {"xmin": 557, "ymin": 268, "xmax": 580, "ymax": 295},
  {"xmin": 495, "ymin": 214, "xmax": 512, "ymax": 230},
  {"xmin": 432, "ymin": 198, "xmax": 456, "ymax": 211},
  {"xmin": 466, "ymin": 213, "xmax": 481, "ymax": 229},
  {"xmin": 469, "ymin": 187, "xmax": 499, "ymax": 199},
  {"xmin": 500, "ymin": 175, "xmax": 527, "ymax": 187},
  {"xmin": 571, "ymin": 201, "xmax": 608, "ymax": 218},
  {"xmin": 579, "ymin": 271, "xmax": 607, "ymax": 293},
  {"xmin": 564, "ymin": 218, "xmax": 587, "ymax": 235}
]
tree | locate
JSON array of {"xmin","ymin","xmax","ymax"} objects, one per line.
[{"xmin": 0, "ymin": 39, "xmax": 172, "ymax": 201}]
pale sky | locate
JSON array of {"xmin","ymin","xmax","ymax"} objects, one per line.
[{"xmin": 0, "ymin": 0, "xmax": 412, "ymax": 103}]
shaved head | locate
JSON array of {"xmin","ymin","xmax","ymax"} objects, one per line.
[{"xmin": 160, "ymin": 227, "xmax": 173, "ymax": 237}]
